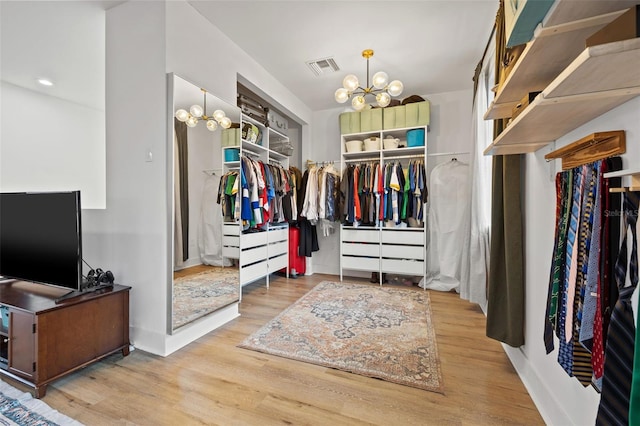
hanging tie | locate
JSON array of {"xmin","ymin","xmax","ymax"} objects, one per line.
[{"xmin": 596, "ymin": 191, "xmax": 639, "ymax": 425}]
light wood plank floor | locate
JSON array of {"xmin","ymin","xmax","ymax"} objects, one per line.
[{"xmin": 18, "ymin": 273, "xmax": 543, "ymax": 425}]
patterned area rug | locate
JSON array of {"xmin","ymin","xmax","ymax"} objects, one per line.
[
  {"xmin": 239, "ymin": 281, "xmax": 444, "ymax": 393},
  {"xmin": 173, "ymin": 267, "xmax": 239, "ymax": 329},
  {"xmin": 0, "ymin": 379, "xmax": 82, "ymax": 425}
]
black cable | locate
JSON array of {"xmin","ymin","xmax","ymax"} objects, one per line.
[{"xmin": 82, "ymin": 258, "xmax": 94, "ymax": 271}]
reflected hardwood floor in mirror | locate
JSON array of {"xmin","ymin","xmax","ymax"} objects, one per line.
[{"xmin": 29, "ymin": 274, "xmax": 543, "ymax": 425}]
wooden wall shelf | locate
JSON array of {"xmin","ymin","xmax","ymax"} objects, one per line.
[
  {"xmin": 544, "ymin": 131, "xmax": 625, "ymax": 170},
  {"xmin": 484, "ymin": 10, "xmax": 625, "ymax": 120},
  {"xmin": 484, "ymin": 38, "xmax": 640, "ymax": 155}
]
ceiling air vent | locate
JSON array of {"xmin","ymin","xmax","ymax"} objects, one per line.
[{"xmin": 306, "ymin": 57, "xmax": 340, "ymax": 76}]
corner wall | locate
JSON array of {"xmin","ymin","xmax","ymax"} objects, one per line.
[{"xmin": 513, "ymin": 96, "xmax": 640, "ymax": 425}]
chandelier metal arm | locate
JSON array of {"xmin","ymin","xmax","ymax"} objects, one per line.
[{"xmin": 334, "ymin": 49, "xmax": 403, "ymax": 110}]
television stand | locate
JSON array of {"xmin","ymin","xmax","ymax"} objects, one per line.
[
  {"xmin": 54, "ymin": 282, "xmax": 114, "ymax": 304},
  {"xmin": 0, "ymin": 280, "xmax": 130, "ymax": 398}
]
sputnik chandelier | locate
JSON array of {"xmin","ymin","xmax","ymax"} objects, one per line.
[
  {"xmin": 334, "ymin": 49, "xmax": 404, "ymax": 111},
  {"xmin": 175, "ymin": 88, "xmax": 232, "ymax": 131}
]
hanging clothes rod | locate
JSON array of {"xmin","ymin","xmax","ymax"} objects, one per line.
[
  {"xmin": 383, "ymin": 154, "xmax": 425, "ymax": 161},
  {"xmin": 242, "ymin": 151, "xmax": 261, "ymax": 160},
  {"xmin": 306, "ymin": 159, "xmax": 340, "ymax": 167},
  {"xmin": 427, "ymin": 151, "xmax": 470, "ymax": 157},
  {"xmin": 344, "ymin": 157, "xmax": 381, "ymax": 163}
]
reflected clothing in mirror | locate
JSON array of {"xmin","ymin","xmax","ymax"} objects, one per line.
[{"xmin": 174, "ymin": 118, "xmax": 189, "ymax": 262}]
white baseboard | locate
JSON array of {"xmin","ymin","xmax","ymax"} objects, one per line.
[{"xmin": 501, "ymin": 344, "xmax": 573, "ymax": 425}]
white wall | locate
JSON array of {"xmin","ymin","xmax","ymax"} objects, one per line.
[
  {"xmin": 309, "ymin": 89, "xmax": 473, "ymax": 276},
  {"xmin": 510, "ymin": 96, "xmax": 640, "ymax": 425},
  {"xmin": 101, "ymin": 0, "xmax": 169, "ymax": 353},
  {"xmin": 0, "ymin": 82, "xmax": 106, "ymax": 209}
]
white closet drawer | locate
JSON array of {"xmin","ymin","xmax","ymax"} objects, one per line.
[
  {"xmin": 222, "ymin": 246, "xmax": 239, "ymax": 259},
  {"xmin": 342, "ymin": 243, "xmax": 380, "ymax": 257},
  {"xmin": 381, "ymin": 244, "xmax": 424, "ymax": 260},
  {"xmin": 342, "ymin": 255, "xmax": 379, "ymax": 271},
  {"xmin": 268, "ymin": 228, "xmax": 288, "ymax": 243},
  {"xmin": 342, "ymin": 229, "xmax": 379, "ymax": 243},
  {"xmin": 222, "ymin": 236, "xmax": 239, "ymax": 248},
  {"xmin": 381, "ymin": 230, "xmax": 424, "ymax": 245},
  {"xmin": 269, "ymin": 241, "xmax": 288, "ymax": 257},
  {"xmin": 223, "ymin": 224, "xmax": 240, "ymax": 236},
  {"xmin": 242, "ymin": 231, "xmax": 268, "ymax": 249},
  {"xmin": 268, "ymin": 254, "xmax": 288, "ymax": 273},
  {"xmin": 382, "ymin": 259, "xmax": 424, "ymax": 275},
  {"xmin": 241, "ymin": 245, "xmax": 269, "ymax": 266},
  {"xmin": 241, "ymin": 260, "xmax": 268, "ymax": 285}
]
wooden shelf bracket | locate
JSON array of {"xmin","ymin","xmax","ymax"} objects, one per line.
[{"xmin": 543, "ymin": 130, "xmax": 626, "ymax": 170}]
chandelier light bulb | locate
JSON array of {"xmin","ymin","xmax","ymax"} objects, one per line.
[
  {"xmin": 189, "ymin": 104, "xmax": 203, "ymax": 118},
  {"xmin": 175, "ymin": 109, "xmax": 189, "ymax": 122},
  {"xmin": 343, "ymin": 74, "xmax": 359, "ymax": 92},
  {"xmin": 372, "ymin": 71, "xmax": 389, "ymax": 89},
  {"xmin": 213, "ymin": 110, "xmax": 226, "ymax": 122},
  {"xmin": 335, "ymin": 88, "xmax": 349, "ymax": 104},
  {"xmin": 352, "ymin": 95, "xmax": 366, "ymax": 111},
  {"xmin": 387, "ymin": 80, "xmax": 404, "ymax": 97},
  {"xmin": 220, "ymin": 117, "xmax": 232, "ymax": 129},
  {"xmin": 376, "ymin": 92, "xmax": 391, "ymax": 108},
  {"xmin": 206, "ymin": 120, "xmax": 218, "ymax": 131},
  {"xmin": 186, "ymin": 116, "xmax": 198, "ymax": 128}
]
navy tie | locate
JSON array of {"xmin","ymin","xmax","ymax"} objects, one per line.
[{"xmin": 596, "ymin": 191, "xmax": 639, "ymax": 425}]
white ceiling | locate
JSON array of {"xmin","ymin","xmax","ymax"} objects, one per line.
[
  {"xmin": 1, "ymin": 1, "xmax": 497, "ymax": 113},
  {"xmin": 189, "ymin": 0, "xmax": 498, "ymax": 111}
]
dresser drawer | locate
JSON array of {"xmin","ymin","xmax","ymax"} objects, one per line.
[
  {"xmin": 241, "ymin": 260, "xmax": 268, "ymax": 285},
  {"xmin": 222, "ymin": 246, "xmax": 239, "ymax": 259},
  {"xmin": 222, "ymin": 236, "xmax": 239, "ymax": 248},
  {"xmin": 242, "ymin": 231, "xmax": 268, "ymax": 249},
  {"xmin": 342, "ymin": 255, "xmax": 379, "ymax": 271},
  {"xmin": 381, "ymin": 244, "xmax": 424, "ymax": 260},
  {"xmin": 241, "ymin": 245, "xmax": 269, "ymax": 266},
  {"xmin": 268, "ymin": 254, "xmax": 288, "ymax": 273},
  {"xmin": 223, "ymin": 224, "xmax": 240, "ymax": 236},
  {"xmin": 381, "ymin": 230, "xmax": 424, "ymax": 245},
  {"xmin": 269, "ymin": 241, "xmax": 288, "ymax": 257},
  {"xmin": 342, "ymin": 229, "xmax": 379, "ymax": 243},
  {"xmin": 342, "ymin": 242, "xmax": 380, "ymax": 257},
  {"xmin": 381, "ymin": 258, "xmax": 424, "ymax": 275},
  {"xmin": 268, "ymin": 228, "xmax": 288, "ymax": 243}
]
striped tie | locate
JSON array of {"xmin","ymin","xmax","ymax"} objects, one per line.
[
  {"xmin": 596, "ymin": 191, "xmax": 639, "ymax": 425},
  {"xmin": 558, "ymin": 168, "xmax": 584, "ymax": 375},
  {"xmin": 572, "ymin": 164, "xmax": 596, "ymax": 385}
]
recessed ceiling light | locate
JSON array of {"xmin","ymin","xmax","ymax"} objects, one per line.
[{"xmin": 37, "ymin": 79, "xmax": 54, "ymax": 87}]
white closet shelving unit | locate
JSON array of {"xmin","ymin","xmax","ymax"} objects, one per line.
[
  {"xmin": 222, "ymin": 113, "xmax": 290, "ymax": 288},
  {"xmin": 483, "ymin": 1, "xmax": 640, "ymax": 155},
  {"xmin": 339, "ymin": 126, "xmax": 428, "ymax": 284}
]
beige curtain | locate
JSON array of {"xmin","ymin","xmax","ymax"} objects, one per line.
[{"xmin": 485, "ymin": 0, "xmax": 525, "ymax": 347}]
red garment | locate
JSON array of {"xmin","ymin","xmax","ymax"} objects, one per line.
[{"xmin": 353, "ymin": 166, "xmax": 361, "ymax": 221}]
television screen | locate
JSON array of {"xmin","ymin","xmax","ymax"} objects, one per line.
[{"xmin": 0, "ymin": 191, "xmax": 82, "ymax": 291}]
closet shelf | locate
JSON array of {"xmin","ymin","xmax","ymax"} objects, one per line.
[
  {"xmin": 484, "ymin": 38, "xmax": 640, "ymax": 155},
  {"xmin": 484, "ymin": 10, "xmax": 626, "ymax": 120}
]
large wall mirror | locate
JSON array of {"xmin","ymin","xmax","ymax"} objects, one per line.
[{"xmin": 169, "ymin": 74, "xmax": 240, "ymax": 332}]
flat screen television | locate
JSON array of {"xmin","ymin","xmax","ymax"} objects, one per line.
[{"xmin": 0, "ymin": 191, "xmax": 82, "ymax": 291}]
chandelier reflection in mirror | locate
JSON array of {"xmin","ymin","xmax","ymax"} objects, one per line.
[
  {"xmin": 335, "ymin": 49, "xmax": 404, "ymax": 111},
  {"xmin": 175, "ymin": 88, "xmax": 232, "ymax": 131}
]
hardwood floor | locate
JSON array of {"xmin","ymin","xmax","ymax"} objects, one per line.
[{"xmin": 23, "ymin": 274, "xmax": 543, "ymax": 425}]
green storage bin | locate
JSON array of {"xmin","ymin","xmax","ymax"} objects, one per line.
[
  {"xmin": 383, "ymin": 105, "xmax": 407, "ymax": 130},
  {"xmin": 339, "ymin": 111, "xmax": 361, "ymax": 135},
  {"xmin": 360, "ymin": 108, "xmax": 383, "ymax": 132},
  {"xmin": 405, "ymin": 101, "xmax": 430, "ymax": 128}
]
